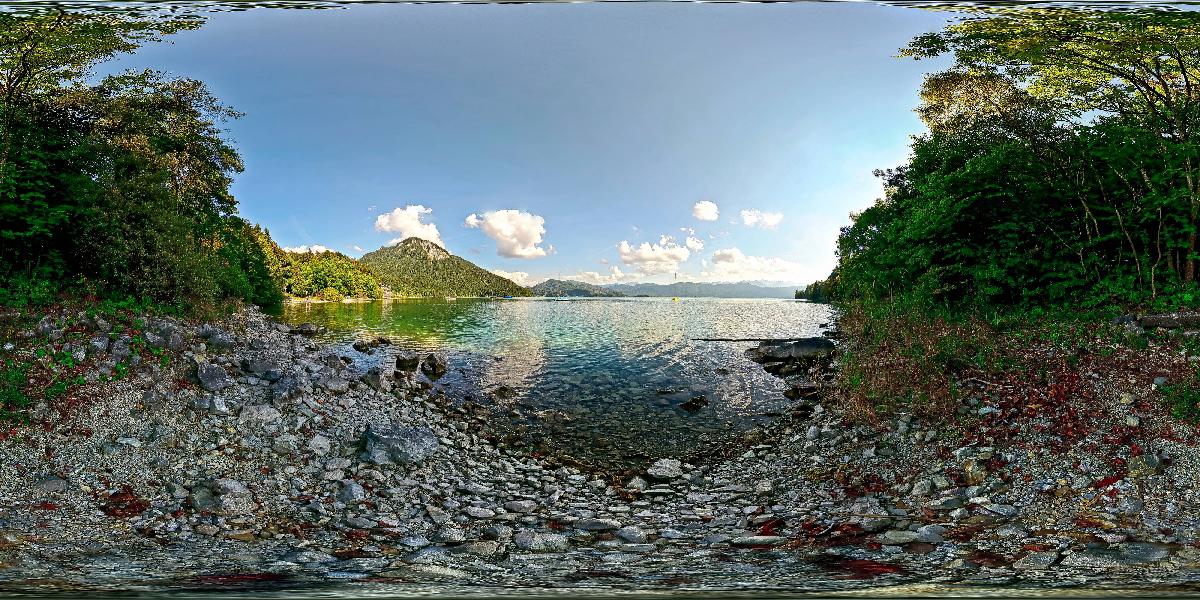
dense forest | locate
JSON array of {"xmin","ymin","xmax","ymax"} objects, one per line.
[
  {"xmin": 827, "ymin": 9, "xmax": 1200, "ymax": 312},
  {"xmin": 254, "ymin": 232, "xmax": 383, "ymax": 301},
  {"xmin": 0, "ymin": 14, "xmax": 284, "ymax": 312}
]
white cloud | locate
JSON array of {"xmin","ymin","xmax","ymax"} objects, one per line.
[
  {"xmin": 464, "ymin": 210, "xmax": 550, "ymax": 259},
  {"xmin": 375, "ymin": 205, "xmax": 445, "ymax": 248},
  {"xmin": 491, "ymin": 269, "xmax": 535, "ymax": 286},
  {"xmin": 284, "ymin": 244, "xmax": 331, "ymax": 254},
  {"xmin": 685, "ymin": 236, "xmax": 705, "ymax": 252},
  {"xmin": 740, "ymin": 209, "xmax": 784, "ymax": 229},
  {"xmin": 352, "ymin": 245, "xmax": 364, "ymax": 252},
  {"xmin": 572, "ymin": 266, "xmax": 632, "ymax": 285},
  {"xmin": 692, "ymin": 200, "xmax": 719, "ymax": 221},
  {"xmin": 701, "ymin": 247, "xmax": 806, "ymax": 283},
  {"xmin": 617, "ymin": 236, "xmax": 691, "ymax": 274}
]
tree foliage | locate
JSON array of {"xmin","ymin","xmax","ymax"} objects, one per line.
[
  {"xmin": 835, "ymin": 9, "xmax": 1200, "ymax": 310},
  {"xmin": 0, "ymin": 14, "xmax": 279, "ymax": 311},
  {"xmin": 253, "ymin": 231, "xmax": 384, "ymax": 300}
]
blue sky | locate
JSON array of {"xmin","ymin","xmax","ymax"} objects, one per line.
[{"xmin": 104, "ymin": 2, "xmax": 953, "ymax": 286}]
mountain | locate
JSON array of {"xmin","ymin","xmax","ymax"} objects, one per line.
[
  {"xmin": 530, "ymin": 279, "xmax": 626, "ymax": 297},
  {"xmin": 603, "ymin": 281, "xmax": 797, "ymax": 298},
  {"xmin": 359, "ymin": 238, "xmax": 531, "ymax": 298}
]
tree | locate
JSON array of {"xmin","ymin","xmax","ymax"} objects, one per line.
[{"xmin": 903, "ymin": 8, "xmax": 1200, "ymax": 281}]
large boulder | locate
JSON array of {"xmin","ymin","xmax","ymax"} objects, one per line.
[
  {"xmin": 395, "ymin": 351, "xmax": 422, "ymax": 372},
  {"xmin": 749, "ymin": 337, "xmax": 835, "ymax": 363},
  {"xmin": 361, "ymin": 367, "xmax": 393, "ymax": 392},
  {"xmin": 420, "ymin": 353, "xmax": 448, "ymax": 379},
  {"xmin": 360, "ymin": 424, "xmax": 439, "ymax": 466},
  {"xmin": 197, "ymin": 324, "xmax": 235, "ymax": 349},
  {"xmin": 196, "ymin": 363, "xmax": 233, "ymax": 392},
  {"xmin": 271, "ymin": 372, "xmax": 310, "ymax": 402},
  {"xmin": 209, "ymin": 479, "xmax": 257, "ymax": 515},
  {"xmin": 241, "ymin": 357, "xmax": 283, "ymax": 382}
]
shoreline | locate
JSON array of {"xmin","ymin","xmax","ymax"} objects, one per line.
[{"xmin": 1, "ymin": 306, "xmax": 1199, "ymax": 592}]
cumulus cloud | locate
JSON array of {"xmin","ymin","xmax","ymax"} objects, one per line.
[
  {"xmin": 375, "ymin": 205, "xmax": 445, "ymax": 248},
  {"xmin": 617, "ymin": 236, "xmax": 691, "ymax": 274},
  {"xmin": 464, "ymin": 210, "xmax": 550, "ymax": 259},
  {"xmin": 702, "ymin": 247, "xmax": 805, "ymax": 282},
  {"xmin": 491, "ymin": 269, "xmax": 535, "ymax": 286},
  {"xmin": 692, "ymin": 200, "xmax": 719, "ymax": 221},
  {"xmin": 685, "ymin": 236, "xmax": 705, "ymax": 252},
  {"xmin": 572, "ymin": 266, "xmax": 632, "ymax": 285},
  {"xmin": 283, "ymin": 245, "xmax": 331, "ymax": 254},
  {"xmin": 740, "ymin": 209, "xmax": 784, "ymax": 229}
]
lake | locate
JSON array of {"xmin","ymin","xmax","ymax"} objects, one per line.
[{"xmin": 277, "ymin": 297, "xmax": 833, "ymax": 469}]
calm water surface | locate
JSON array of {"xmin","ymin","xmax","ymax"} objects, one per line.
[{"xmin": 278, "ymin": 297, "xmax": 832, "ymax": 468}]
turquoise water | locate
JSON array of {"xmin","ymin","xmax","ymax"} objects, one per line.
[{"xmin": 279, "ymin": 297, "xmax": 832, "ymax": 469}]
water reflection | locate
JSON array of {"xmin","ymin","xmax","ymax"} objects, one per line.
[{"xmin": 279, "ymin": 298, "xmax": 829, "ymax": 468}]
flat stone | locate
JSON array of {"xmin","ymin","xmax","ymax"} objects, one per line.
[
  {"xmin": 731, "ymin": 536, "xmax": 786, "ymax": 546},
  {"xmin": 513, "ymin": 530, "xmax": 569, "ymax": 552},
  {"xmin": 574, "ymin": 518, "xmax": 622, "ymax": 531},
  {"xmin": 360, "ymin": 423, "xmax": 439, "ymax": 466},
  {"xmin": 880, "ymin": 530, "xmax": 919, "ymax": 545},
  {"xmin": 503, "ymin": 500, "xmax": 537, "ymax": 514},
  {"xmin": 1014, "ymin": 551, "xmax": 1060, "ymax": 570}
]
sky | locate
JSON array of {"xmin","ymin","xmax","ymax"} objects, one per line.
[{"xmin": 102, "ymin": 1, "xmax": 954, "ymax": 287}]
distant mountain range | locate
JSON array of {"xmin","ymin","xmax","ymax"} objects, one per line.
[
  {"xmin": 602, "ymin": 281, "xmax": 797, "ymax": 298},
  {"xmin": 530, "ymin": 279, "xmax": 625, "ymax": 297},
  {"xmin": 359, "ymin": 238, "xmax": 531, "ymax": 298}
]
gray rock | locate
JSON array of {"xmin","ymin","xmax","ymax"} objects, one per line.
[
  {"xmin": 238, "ymin": 404, "xmax": 282, "ymax": 427},
  {"xmin": 880, "ymin": 530, "xmax": 919, "ymax": 545},
  {"xmin": 291, "ymin": 323, "xmax": 324, "ymax": 336},
  {"xmin": 338, "ymin": 481, "xmax": 367, "ymax": 503},
  {"xmin": 395, "ymin": 351, "xmax": 422, "ymax": 372},
  {"xmin": 647, "ymin": 458, "xmax": 683, "ymax": 480},
  {"xmin": 574, "ymin": 518, "xmax": 621, "ymax": 531},
  {"xmin": 1061, "ymin": 543, "xmax": 1170, "ymax": 568},
  {"xmin": 281, "ymin": 550, "xmax": 339, "ymax": 564},
  {"xmin": 513, "ymin": 530, "xmax": 569, "ymax": 552},
  {"xmin": 241, "ymin": 358, "xmax": 283, "ymax": 381},
  {"xmin": 271, "ymin": 373, "xmax": 310, "ymax": 402},
  {"xmin": 1128, "ymin": 453, "xmax": 1164, "ymax": 478},
  {"xmin": 503, "ymin": 500, "xmax": 537, "ymax": 514},
  {"xmin": 196, "ymin": 363, "xmax": 233, "ymax": 392},
  {"xmin": 1014, "ymin": 551, "xmax": 1060, "ymax": 570},
  {"xmin": 450, "ymin": 541, "xmax": 502, "ymax": 557},
  {"xmin": 361, "ymin": 367, "xmax": 392, "ymax": 392},
  {"xmin": 36, "ymin": 475, "xmax": 68, "ymax": 493},
  {"xmin": 87, "ymin": 335, "xmax": 110, "ymax": 356},
  {"xmin": 420, "ymin": 353, "xmax": 448, "ymax": 379},
  {"xmin": 731, "ymin": 536, "xmax": 786, "ymax": 546},
  {"xmin": 615, "ymin": 526, "xmax": 647, "ymax": 544},
  {"xmin": 210, "ymin": 479, "xmax": 256, "ymax": 515},
  {"xmin": 307, "ymin": 434, "xmax": 331, "ymax": 455},
  {"xmin": 360, "ymin": 423, "xmax": 439, "ymax": 466}
]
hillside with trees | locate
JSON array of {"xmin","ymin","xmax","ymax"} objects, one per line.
[
  {"xmin": 253, "ymin": 232, "xmax": 383, "ymax": 301},
  {"xmin": 531, "ymin": 279, "xmax": 624, "ymax": 297},
  {"xmin": 359, "ymin": 237, "xmax": 531, "ymax": 298}
]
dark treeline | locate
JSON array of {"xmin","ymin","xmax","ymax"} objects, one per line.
[
  {"xmin": 830, "ymin": 9, "xmax": 1200, "ymax": 311},
  {"xmin": 0, "ymin": 14, "xmax": 283, "ymax": 311}
]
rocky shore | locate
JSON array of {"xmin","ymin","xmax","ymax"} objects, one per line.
[{"xmin": 2, "ymin": 306, "xmax": 1200, "ymax": 594}]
